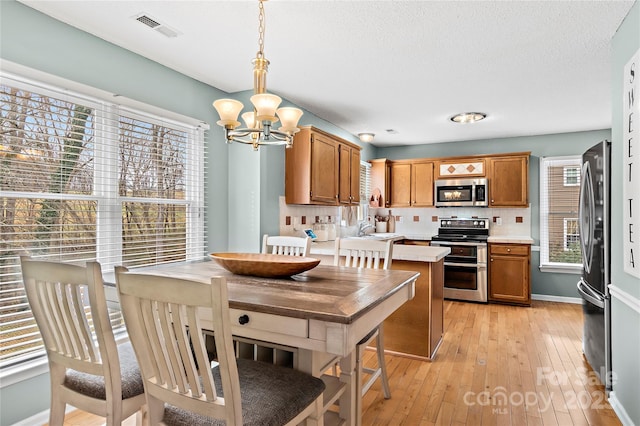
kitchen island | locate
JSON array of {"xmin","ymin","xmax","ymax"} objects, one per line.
[{"xmin": 310, "ymin": 240, "xmax": 449, "ymax": 360}]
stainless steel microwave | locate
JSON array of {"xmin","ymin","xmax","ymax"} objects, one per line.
[{"xmin": 434, "ymin": 178, "xmax": 488, "ymax": 207}]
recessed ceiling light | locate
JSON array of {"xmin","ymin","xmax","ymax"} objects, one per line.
[
  {"xmin": 450, "ymin": 112, "xmax": 487, "ymax": 123},
  {"xmin": 357, "ymin": 133, "xmax": 375, "ymax": 143}
]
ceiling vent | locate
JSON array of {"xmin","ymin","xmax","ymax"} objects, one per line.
[{"xmin": 134, "ymin": 13, "xmax": 181, "ymax": 38}]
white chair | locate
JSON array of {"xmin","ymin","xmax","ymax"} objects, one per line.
[
  {"xmin": 115, "ymin": 267, "xmax": 325, "ymax": 426},
  {"xmin": 19, "ymin": 256, "xmax": 146, "ymax": 426},
  {"xmin": 262, "ymin": 234, "xmax": 311, "ymax": 256},
  {"xmin": 333, "ymin": 237, "xmax": 393, "ymax": 425}
]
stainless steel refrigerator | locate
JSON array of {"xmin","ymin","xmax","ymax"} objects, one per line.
[{"xmin": 577, "ymin": 140, "xmax": 611, "ymax": 392}]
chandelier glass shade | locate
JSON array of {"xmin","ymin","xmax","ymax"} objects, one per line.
[{"xmin": 213, "ymin": 0, "xmax": 303, "ymax": 150}]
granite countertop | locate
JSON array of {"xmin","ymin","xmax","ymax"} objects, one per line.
[{"xmin": 487, "ymin": 235, "xmax": 534, "ymax": 244}]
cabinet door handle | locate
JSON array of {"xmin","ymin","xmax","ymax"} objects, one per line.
[{"xmin": 238, "ymin": 314, "xmax": 250, "ymax": 325}]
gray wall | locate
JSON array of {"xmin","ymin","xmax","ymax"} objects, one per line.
[
  {"xmin": 610, "ymin": 1, "xmax": 640, "ymax": 424},
  {"xmin": 373, "ymin": 129, "xmax": 612, "ymax": 298},
  {"xmin": 1, "ymin": 0, "xmax": 637, "ymax": 424},
  {"xmin": 0, "ymin": 2, "xmax": 365, "ymax": 422}
]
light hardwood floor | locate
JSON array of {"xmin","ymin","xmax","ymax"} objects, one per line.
[{"xmin": 55, "ymin": 300, "xmax": 620, "ymax": 426}]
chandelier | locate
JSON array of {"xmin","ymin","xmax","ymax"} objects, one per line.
[{"xmin": 213, "ymin": 0, "xmax": 303, "ymax": 151}]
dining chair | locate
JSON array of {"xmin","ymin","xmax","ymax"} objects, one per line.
[
  {"xmin": 115, "ymin": 267, "xmax": 326, "ymax": 426},
  {"xmin": 262, "ymin": 234, "xmax": 312, "ymax": 257},
  {"xmin": 19, "ymin": 256, "xmax": 146, "ymax": 426},
  {"xmin": 333, "ymin": 237, "xmax": 393, "ymax": 425}
]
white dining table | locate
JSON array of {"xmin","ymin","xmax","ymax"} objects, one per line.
[{"xmin": 105, "ymin": 259, "xmax": 418, "ymax": 426}]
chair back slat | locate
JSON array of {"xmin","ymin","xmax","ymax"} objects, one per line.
[
  {"xmin": 116, "ymin": 269, "xmax": 242, "ymax": 424},
  {"xmin": 334, "ymin": 238, "xmax": 394, "ymax": 270},
  {"xmin": 35, "ymin": 276, "xmax": 101, "ymax": 363},
  {"xmin": 262, "ymin": 235, "xmax": 311, "ymax": 257}
]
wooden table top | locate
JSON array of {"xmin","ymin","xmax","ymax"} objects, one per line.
[{"xmin": 123, "ymin": 260, "xmax": 419, "ymax": 325}]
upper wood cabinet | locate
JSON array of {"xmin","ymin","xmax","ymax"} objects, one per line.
[
  {"xmin": 385, "ymin": 160, "xmax": 434, "ymax": 208},
  {"xmin": 338, "ymin": 143, "xmax": 360, "ymax": 204},
  {"xmin": 412, "ymin": 161, "xmax": 434, "ymax": 207},
  {"xmin": 285, "ymin": 126, "xmax": 361, "ymax": 205},
  {"xmin": 369, "ymin": 159, "xmax": 390, "ymax": 207},
  {"xmin": 369, "ymin": 159, "xmax": 433, "ymax": 207},
  {"xmin": 370, "ymin": 152, "xmax": 529, "ymax": 208},
  {"xmin": 488, "ymin": 155, "xmax": 529, "ymax": 207}
]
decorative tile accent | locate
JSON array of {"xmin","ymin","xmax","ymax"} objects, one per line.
[
  {"xmin": 439, "ymin": 162, "xmax": 485, "ymax": 176},
  {"xmin": 286, "ymin": 216, "xmax": 291, "ymax": 226},
  {"xmin": 413, "ymin": 216, "xmax": 420, "ymax": 222},
  {"xmin": 301, "ymin": 216, "xmax": 306, "ymax": 225},
  {"xmin": 516, "ymin": 216, "xmax": 523, "ymax": 223},
  {"xmin": 432, "ymin": 216, "xmax": 438, "ymax": 222}
]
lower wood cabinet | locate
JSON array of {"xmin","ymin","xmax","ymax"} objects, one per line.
[{"xmin": 488, "ymin": 243, "xmax": 531, "ymax": 306}]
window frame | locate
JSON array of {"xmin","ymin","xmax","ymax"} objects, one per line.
[
  {"xmin": 0, "ymin": 67, "xmax": 207, "ymax": 380},
  {"xmin": 539, "ymin": 155, "xmax": 583, "ymax": 274}
]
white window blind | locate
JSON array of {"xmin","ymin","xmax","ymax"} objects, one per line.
[
  {"xmin": 0, "ymin": 73, "xmax": 207, "ymax": 369},
  {"xmin": 539, "ymin": 156, "xmax": 582, "ymax": 272},
  {"xmin": 359, "ymin": 161, "xmax": 371, "ymax": 203}
]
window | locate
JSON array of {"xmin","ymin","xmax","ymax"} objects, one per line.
[
  {"xmin": 539, "ymin": 156, "xmax": 582, "ymax": 272},
  {"xmin": 357, "ymin": 161, "xmax": 371, "ymax": 221},
  {"xmin": 359, "ymin": 161, "xmax": 371, "ymax": 204},
  {"xmin": 0, "ymin": 73, "xmax": 207, "ymax": 370},
  {"xmin": 563, "ymin": 166, "xmax": 580, "ymax": 186}
]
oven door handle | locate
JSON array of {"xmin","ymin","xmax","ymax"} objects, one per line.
[
  {"xmin": 432, "ymin": 241, "xmax": 487, "ymax": 247},
  {"xmin": 443, "ymin": 262, "xmax": 481, "ymax": 268}
]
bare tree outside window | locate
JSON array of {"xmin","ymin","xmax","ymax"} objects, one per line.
[{"xmin": 0, "ymin": 78, "xmax": 203, "ymax": 368}]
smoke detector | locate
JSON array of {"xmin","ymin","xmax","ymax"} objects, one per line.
[{"xmin": 133, "ymin": 13, "xmax": 181, "ymax": 38}]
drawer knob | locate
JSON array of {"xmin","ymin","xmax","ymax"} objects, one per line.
[
  {"xmin": 238, "ymin": 314, "xmax": 250, "ymax": 325},
  {"xmin": 507, "ymin": 248, "xmax": 511, "ymax": 252}
]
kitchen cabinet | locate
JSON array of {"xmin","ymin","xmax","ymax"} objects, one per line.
[
  {"xmin": 488, "ymin": 154, "xmax": 529, "ymax": 207},
  {"xmin": 338, "ymin": 143, "xmax": 360, "ymax": 204},
  {"xmin": 488, "ymin": 243, "xmax": 531, "ymax": 306},
  {"xmin": 369, "ymin": 159, "xmax": 390, "ymax": 207},
  {"xmin": 388, "ymin": 160, "xmax": 434, "ymax": 207},
  {"xmin": 285, "ymin": 126, "xmax": 361, "ymax": 205}
]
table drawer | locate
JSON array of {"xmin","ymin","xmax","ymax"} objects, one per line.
[
  {"xmin": 490, "ymin": 244, "xmax": 529, "ymax": 256},
  {"xmin": 230, "ymin": 309, "xmax": 308, "ymax": 338}
]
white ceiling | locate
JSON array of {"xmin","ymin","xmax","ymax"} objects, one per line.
[{"xmin": 18, "ymin": 0, "xmax": 635, "ymax": 147}]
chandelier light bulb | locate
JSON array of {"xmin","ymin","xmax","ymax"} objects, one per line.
[
  {"xmin": 213, "ymin": 99, "xmax": 243, "ymax": 128},
  {"xmin": 251, "ymin": 93, "xmax": 282, "ymax": 123},
  {"xmin": 277, "ymin": 107, "xmax": 304, "ymax": 133}
]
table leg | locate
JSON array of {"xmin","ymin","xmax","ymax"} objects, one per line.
[{"xmin": 339, "ymin": 350, "xmax": 357, "ymax": 426}]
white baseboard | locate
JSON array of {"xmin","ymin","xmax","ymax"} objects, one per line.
[
  {"xmin": 608, "ymin": 391, "xmax": 636, "ymax": 426},
  {"xmin": 532, "ymin": 294, "xmax": 582, "ymax": 304},
  {"xmin": 11, "ymin": 405, "xmax": 75, "ymax": 426}
]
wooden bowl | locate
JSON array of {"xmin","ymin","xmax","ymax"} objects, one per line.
[{"xmin": 209, "ymin": 253, "xmax": 320, "ymax": 278}]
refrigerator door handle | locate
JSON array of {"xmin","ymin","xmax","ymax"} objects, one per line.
[
  {"xmin": 579, "ymin": 161, "xmax": 595, "ymax": 273},
  {"xmin": 577, "ymin": 279, "xmax": 605, "ymax": 308}
]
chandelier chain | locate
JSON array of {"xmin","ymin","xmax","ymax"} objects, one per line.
[{"xmin": 257, "ymin": 0, "xmax": 265, "ymax": 59}]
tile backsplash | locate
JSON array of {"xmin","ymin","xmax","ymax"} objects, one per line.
[{"xmin": 279, "ymin": 196, "xmax": 532, "ymax": 239}]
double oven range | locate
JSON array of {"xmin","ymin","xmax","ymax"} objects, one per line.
[{"xmin": 430, "ymin": 218, "xmax": 489, "ymax": 303}]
